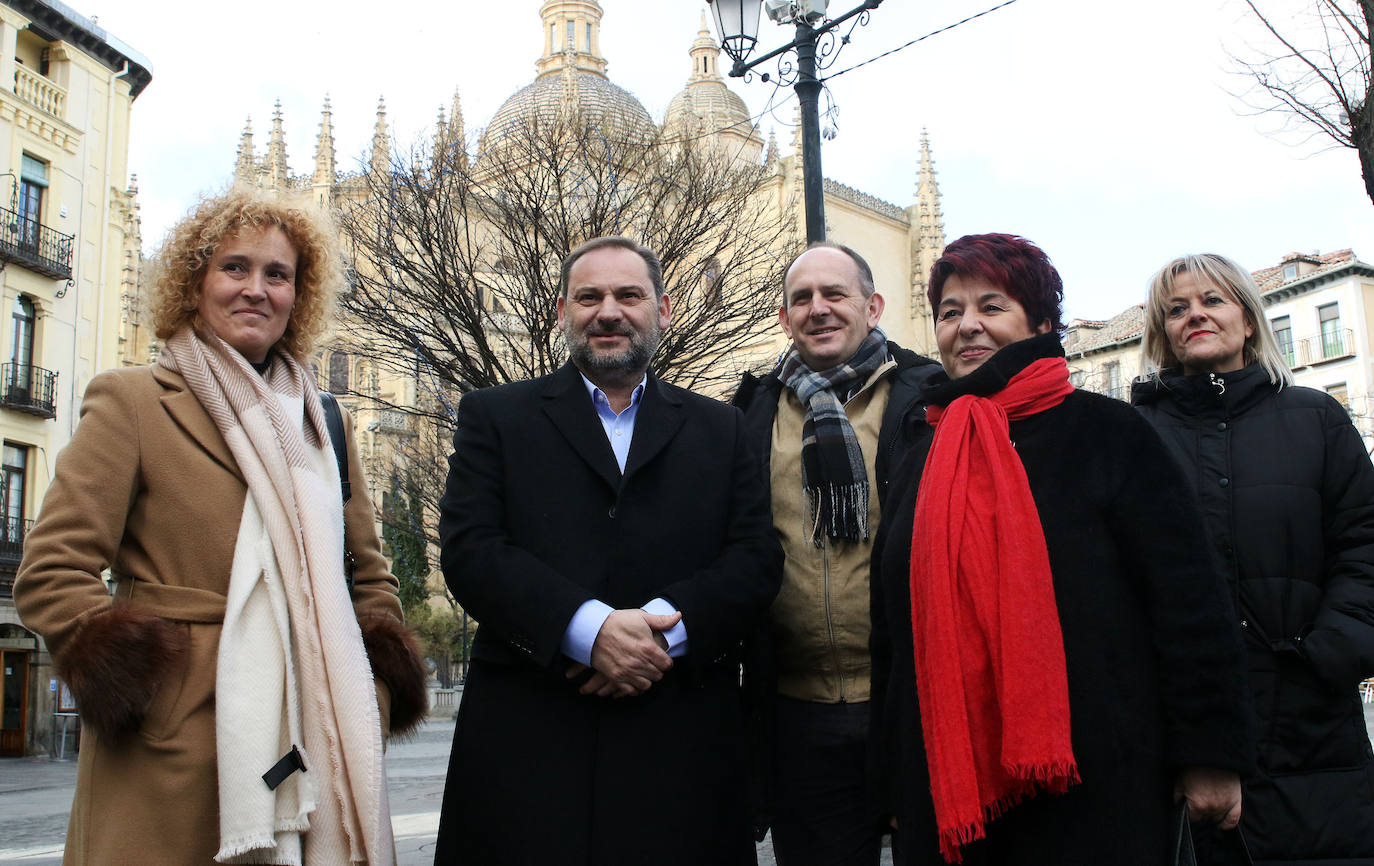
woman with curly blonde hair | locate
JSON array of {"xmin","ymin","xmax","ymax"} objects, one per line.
[{"xmin": 15, "ymin": 186, "xmax": 426, "ymax": 865}]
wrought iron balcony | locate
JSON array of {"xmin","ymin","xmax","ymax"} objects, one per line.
[
  {"xmin": 1, "ymin": 363, "xmax": 56, "ymax": 419},
  {"xmin": 0, "ymin": 517, "xmax": 31, "ymax": 571},
  {"xmin": 0, "ymin": 204, "xmax": 73, "ymax": 280},
  {"xmin": 1296, "ymin": 328, "xmax": 1355, "ymax": 366}
]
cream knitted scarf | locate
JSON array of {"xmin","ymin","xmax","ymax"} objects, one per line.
[{"xmin": 158, "ymin": 328, "xmax": 393, "ymax": 865}]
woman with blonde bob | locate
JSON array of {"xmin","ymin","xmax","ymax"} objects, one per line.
[
  {"xmin": 1133, "ymin": 253, "xmax": 1374, "ymax": 864},
  {"xmin": 15, "ymin": 186, "xmax": 426, "ymax": 865}
]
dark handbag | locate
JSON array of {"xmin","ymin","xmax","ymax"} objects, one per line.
[{"xmin": 1173, "ymin": 801, "xmax": 1254, "ymax": 866}]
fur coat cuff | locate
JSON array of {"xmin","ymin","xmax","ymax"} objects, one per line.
[
  {"xmin": 359, "ymin": 612, "xmax": 428, "ymax": 737},
  {"xmin": 56, "ymin": 605, "xmax": 188, "ymax": 740}
]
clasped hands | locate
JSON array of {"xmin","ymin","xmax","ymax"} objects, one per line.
[{"xmin": 565, "ymin": 608, "xmax": 681, "ymax": 698}]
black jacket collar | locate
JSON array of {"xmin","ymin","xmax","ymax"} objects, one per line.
[
  {"xmin": 732, "ymin": 339, "xmax": 938, "ymax": 409},
  {"xmin": 921, "ymin": 332, "xmax": 1065, "ymax": 406},
  {"xmin": 1130, "ymin": 363, "xmax": 1275, "ymax": 418}
]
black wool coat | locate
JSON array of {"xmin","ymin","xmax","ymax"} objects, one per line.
[
  {"xmin": 1134, "ymin": 365, "xmax": 1374, "ymax": 866},
  {"xmin": 871, "ymin": 334, "xmax": 1254, "ymax": 866},
  {"xmin": 434, "ymin": 363, "xmax": 782, "ymax": 866}
]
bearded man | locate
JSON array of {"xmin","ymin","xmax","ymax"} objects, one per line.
[{"xmin": 434, "ymin": 236, "xmax": 781, "ymax": 865}]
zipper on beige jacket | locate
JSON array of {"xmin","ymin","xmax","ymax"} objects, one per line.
[{"xmin": 821, "ymin": 543, "xmax": 845, "ymax": 702}]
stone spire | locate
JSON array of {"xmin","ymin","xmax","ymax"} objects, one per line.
[
  {"xmin": 688, "ymin": 11, "xmax": 722, "ymax": 82},
  {"xmin": 765, "ymin": 128, "xmax": 779, "ymax": 167},
  {"xmin": 124, "ymin": 173, "xmax": 142, "ymax": 267},
  {"xmin": 448, "ymin": 87, "xmax": 468, "ymax": 168},
  {"xmin": 371, "ymin": 97, "xmax": 390, "ymax": 176},
  {"xmin": 234, "ymin": 117, "xmax": 256, "ymax": 183},
  {"xmin": 432, "ymin": 104, "xmax": 450, "ymax": 174},
  {"xmin": 909, "ymin": 128, "xmax": 946, "ymax": 326},
  {"xmin": 266, "ymin": 100, "xmax": 289, "ymax": 189},
  {"xmin": 536, "ymin": 0, "xmax": 608, "ymax": 79},
  {"xmin": 313, "ymin": 95, "xmax": 336, "ymax": 188}
]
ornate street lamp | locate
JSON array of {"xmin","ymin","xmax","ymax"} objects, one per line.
[
  {"xmin": 707, "ymin": 0, "xmax": 884, "ymax": 243},
  {"xmin": 706, "ymin": 0, "xmax": 762, "ymax": 66}
]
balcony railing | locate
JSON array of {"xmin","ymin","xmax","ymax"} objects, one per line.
[
  {"xmin": 0, "ymin": 204, "xmax": 73, "ymax": 280},
  {"xmin": 0, "ymin": 517, "xmax": 32, "ymax": 569},
  {"xmin": 1, "ymin": 363, "xmax": 56, "ymax": 418},
  {"xmin": 13, "ymin": 63, "xmax": 66, "ymax": 118},
  {"xmin": 1296, "ymin": 327, "xmax": 1355, "ymax": 366}
]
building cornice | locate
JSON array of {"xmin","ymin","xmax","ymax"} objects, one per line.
[
  {"xmin": 1262, "ymin": 259, "xmax": 1374, "ymax": 304},
  {"xmin": 0, "ymin": 87, "xmax": 80, "ymax": 152},
  {"xmin": 823, "ymin": 178, "xmax": 906, "ymax": 222},
  {"xmin": 5, "ymin": 0, "xmax": 152, "ymax": 98}
]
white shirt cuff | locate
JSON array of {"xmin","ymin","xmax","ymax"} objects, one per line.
[
  {"xmin": 642, "ymin": 596, "xmax": 688, "ymax": 658},
  {"xmin": 560, "ymin": 599, "xmax": 614, "ymax": 665}
]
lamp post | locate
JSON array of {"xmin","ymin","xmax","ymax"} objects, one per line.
[{"xmin": 707, "ymin": 0, "xmax": 884, "ymax": 243}]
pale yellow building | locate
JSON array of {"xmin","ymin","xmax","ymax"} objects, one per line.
[
  {"xmin": 1253, "ymin": 250, "xmax": 1374, "ymax": 446},
  {"xmin": 0, "ymin": 0, "xmax": 149, "ymax": 757}
]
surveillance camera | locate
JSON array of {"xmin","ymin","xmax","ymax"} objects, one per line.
[
  {"xmin": 798, "ymin": 0, "xmax": 828, "ymax": 24},
  {"xmin": 764, "ymin": 0, "xmax": 793, "ymax": 24}
]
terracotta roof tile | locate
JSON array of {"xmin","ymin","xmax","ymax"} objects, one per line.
[{"xmin": 1253, "ymin": 249, "xmax": 1355, "ymax": 292}]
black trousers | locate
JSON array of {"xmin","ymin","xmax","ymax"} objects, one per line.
[{"xmin": 770, "ymin": 697, "xmax": 883, "ymax": 866}]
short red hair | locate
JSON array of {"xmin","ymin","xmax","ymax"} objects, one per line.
[{"xmin": 928, "ymin": 233, "xmax": 1064, "ymax": 334}]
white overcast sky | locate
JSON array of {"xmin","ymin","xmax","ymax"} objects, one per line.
[{"xmin": 93, "ymin": 0, "xmax": 1373, "ymax": 322}]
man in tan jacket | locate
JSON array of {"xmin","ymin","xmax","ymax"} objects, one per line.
[{"xmin": 733, "ymin": 243, "xmax": 940, "ymax": 865}]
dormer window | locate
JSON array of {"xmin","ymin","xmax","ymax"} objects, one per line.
[{"xmin": 1282, "ymin": 263, "xmax": 1298, "ymax": 280}]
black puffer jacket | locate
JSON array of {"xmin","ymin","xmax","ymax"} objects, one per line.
[{"xmin": 1133, "ymin": 365, "xmax": 1374, "ymax": 865}]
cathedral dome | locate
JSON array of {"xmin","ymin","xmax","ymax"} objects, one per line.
[
  {"xmin": 665, "ymin": 81, "xmax": 751, "ymax": 138},
  {"xmin": 483, "ymin": 71, "xmax": 654, "ymax": 147},
  {"xmin": 662, "ymin": 16, "xmax": 762, "ymax": 163},
  {"xmin": 665, "ymin": 16, "xmax": 752, "ymax": 138},
  {"xmin": 478, "ymin": 0, "xmax": 654, "ymax": 155}
]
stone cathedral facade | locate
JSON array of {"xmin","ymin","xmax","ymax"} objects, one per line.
[{"xmin": 183, "ymin": 0, "xmax": 951, "ymax": 593}]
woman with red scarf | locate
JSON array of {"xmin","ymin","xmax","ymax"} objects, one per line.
[{"xmin": 869, "ymin": 234, "xmax": 1254, "ymax": 865}]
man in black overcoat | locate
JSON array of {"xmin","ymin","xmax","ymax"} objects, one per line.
[{"xmin": 434, "ymin": 236, "xmax": 782, "ymax": 865}]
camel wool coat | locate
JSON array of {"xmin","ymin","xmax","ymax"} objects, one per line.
[{"xmin": 14, "ymin": 365, "xmax": 425, "ymax": 866}]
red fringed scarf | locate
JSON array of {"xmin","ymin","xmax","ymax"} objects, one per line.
[{"xmin": 909, "ymin": 356, "xmax": 1081, "ymax": 863}]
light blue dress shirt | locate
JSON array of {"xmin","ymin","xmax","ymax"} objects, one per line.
[{"xmin": 558, "ymin": 374, "xmax": 689, "ymax": 665}]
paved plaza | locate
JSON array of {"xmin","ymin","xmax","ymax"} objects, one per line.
[
  {"xmin": 0, "ymin": 698, "xmax": 879, "ymax": 866},
  {"xmin": 24, "ymin": 687, "xmax": 1364, "ymax": 864}
]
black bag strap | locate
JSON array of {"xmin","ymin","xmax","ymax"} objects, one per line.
[
  {"xmin": 1173, "ymin": 800, "xmax": 1253, "ymax": 866},
  {"xmin": 1173, "ymin": 801, "xmax": 1198, "ymax": 866},
  {"xmin": 318, "ymin": 391, "xmax": 357, "ymax": 592},
  {"xmin": 318, "ymin": 391, "xmax": 351, "ymax": 505}
]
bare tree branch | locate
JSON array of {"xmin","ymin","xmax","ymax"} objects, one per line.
[
  {"xmin": 1232, "ymin": 0, "xmax": 1374, "ymax": 204},
  {"xmin": 335, "ymin": 111, "xmax": 797, "ymax": 411}
]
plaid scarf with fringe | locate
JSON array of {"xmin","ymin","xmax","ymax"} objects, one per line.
[{"xmin": 777, "ymin": 328, "xmax": 889, "ymax": 545}]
